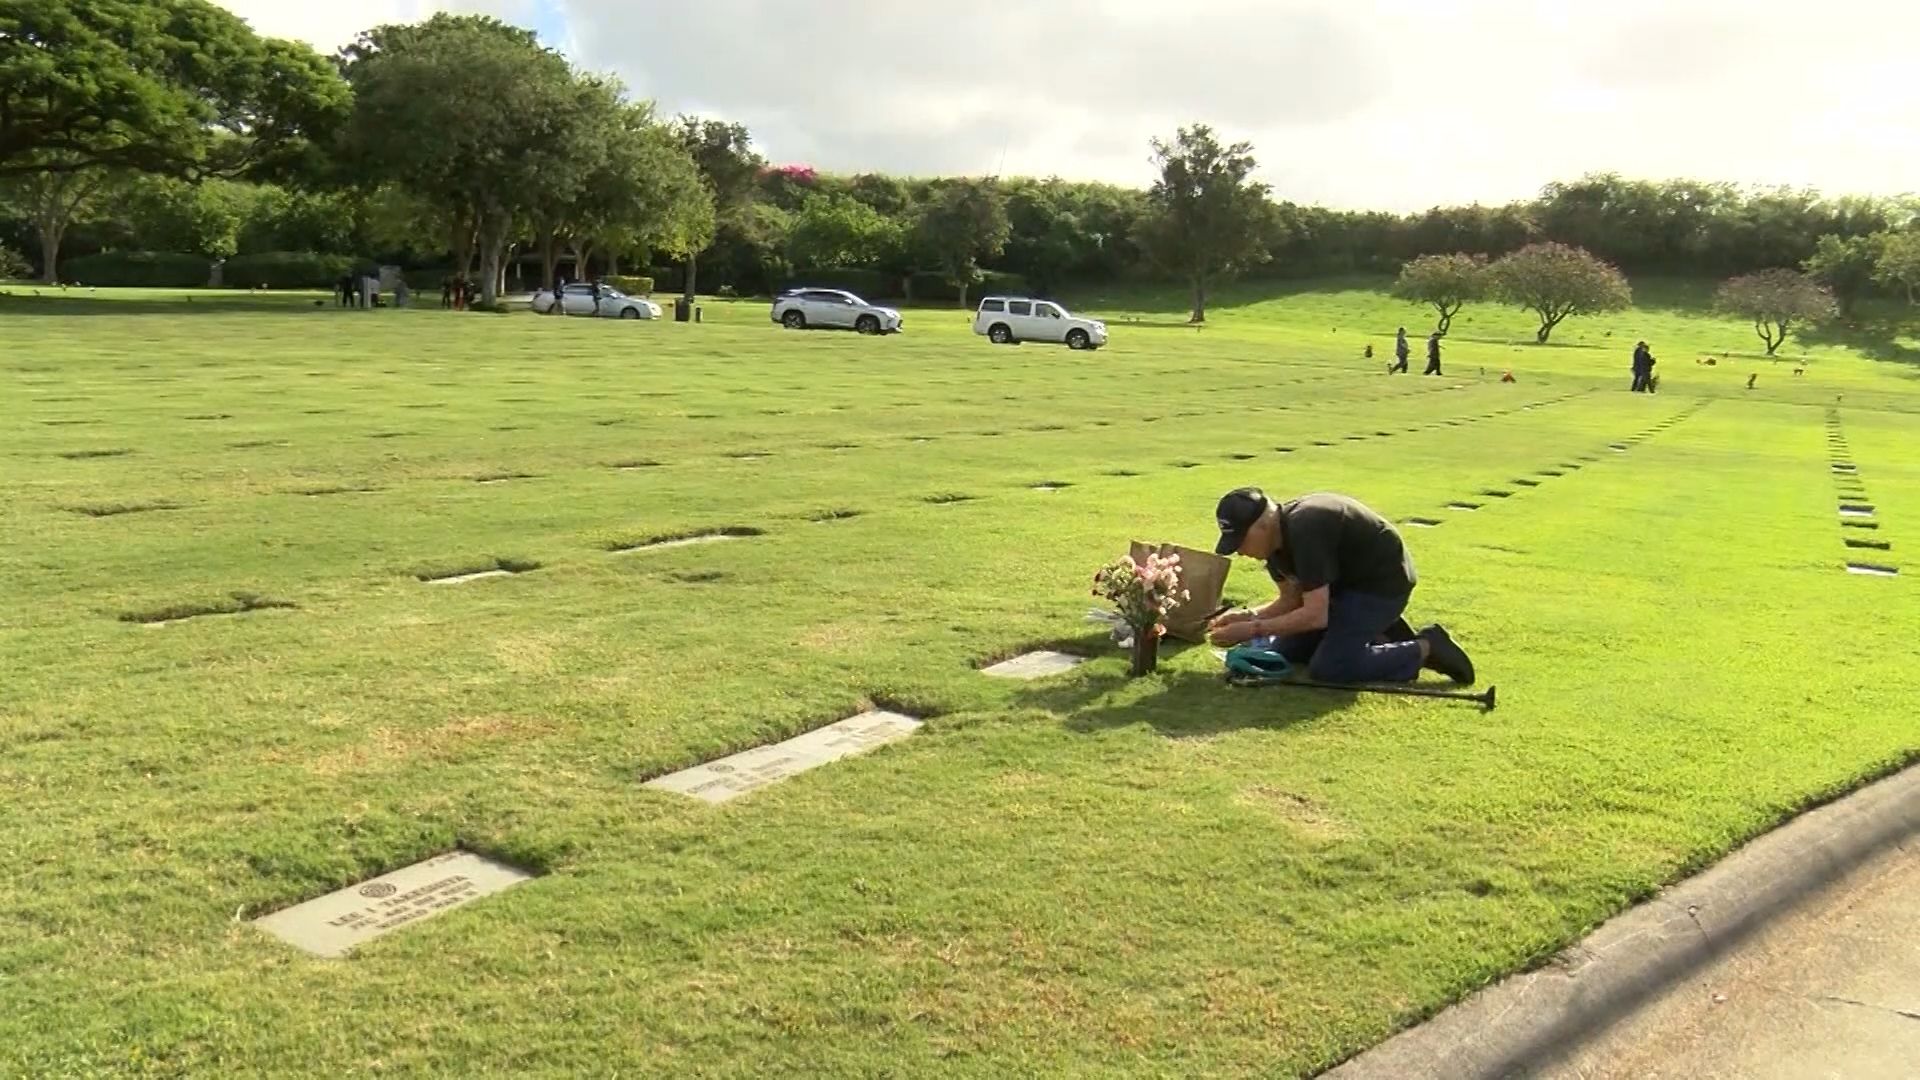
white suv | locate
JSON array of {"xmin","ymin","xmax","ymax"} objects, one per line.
[
  {"xmin": 770, "ymin": 288, "xmax": 903, "ymax": 334},
  {"xmin": 972, "ymin": 297, "xmax": 1107, "ymax": 350}
]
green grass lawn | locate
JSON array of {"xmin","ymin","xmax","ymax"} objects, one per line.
[{"xmin": 2, "ymin": 283, "xmax": 1916, "ymax": 1076}]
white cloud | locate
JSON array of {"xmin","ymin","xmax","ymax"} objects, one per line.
[{"xmin": 218, "ymin": 0, "xmax": 1920, "ymax": 210}]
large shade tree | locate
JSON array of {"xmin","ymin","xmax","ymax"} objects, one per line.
[
  {"xmin": 1136, "ymin": 124, "xmax": 1271, "ymax": 323},
  {"xmin": 340, "ymin": 14, "xmax": 598, "ymax": 305},
  {"xmin": 0, "ymin": 0, "xmax": 348, "ymax": 179}
]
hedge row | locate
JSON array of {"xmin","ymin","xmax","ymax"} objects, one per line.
[
  {"xmin": 775, "ymin": 268, "xmax": 1031, "ymax": 302},
  {"xmin": 604, "ymin": 275, "xmax": 654, "ymax": 295},
  {"xmin": 64, "ymin": 251, "xmax": 210, "ymax": 288},
  {"xmin": 224, "ymin": 252, "xmax": 369, "ymax": 290}
]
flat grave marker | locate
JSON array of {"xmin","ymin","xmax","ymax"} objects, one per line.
[
  {"xmin": 1845, "ymin": 563, "xmax": 1899, "ymax": 577},
  {"xmin": 982, "ymin": 650, "xmax": 1086, "ymax": 680},
  {"xmin": 253, "ymin": 850, "xmax": 532, "ymax": 958},
  {"xmin": 644, "ymin": 710, "xmax": 922, "ymax": 804}
]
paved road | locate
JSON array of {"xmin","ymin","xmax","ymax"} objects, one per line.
[{"xmin": 1550, "ymin": 836, "xmax": 1919, "ymax": 1079}]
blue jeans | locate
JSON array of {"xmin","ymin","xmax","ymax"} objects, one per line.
[{"xmin": 1268, "ymin": 588, "xmax": 1422, "ymax": 684}]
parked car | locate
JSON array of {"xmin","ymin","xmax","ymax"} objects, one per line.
[
  {"xmin": 531, "ymin": 283, "xmax": 662, "ymax": 320},
  {"xmin": 972, "ymin": 296, "xmax": 1107, "ymax": 350},
  {"xmin": 770, "ymin": 288, "xmax": 903, "ymax": 334}
]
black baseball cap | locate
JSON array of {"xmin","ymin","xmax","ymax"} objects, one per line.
[{"xmin": 1214, "ymin": 487, "xmax": 1268, "ymax": 555}]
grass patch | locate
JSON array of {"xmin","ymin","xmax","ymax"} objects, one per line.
[{"xmin": 6, "ymin": 284, "xmax": 1919, "ymax": 1077}]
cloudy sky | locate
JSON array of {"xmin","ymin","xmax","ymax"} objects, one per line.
[{"xmin": 218, "ymin": 0, "xmax": 1920, "ymax": 211}]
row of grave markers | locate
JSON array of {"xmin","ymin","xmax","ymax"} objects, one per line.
[
  {"xmin": 1829, "ymin": 411, "xmax": 1897, "ymax": 577},
  {"xmin": 1402, "ymin": 401, "xmax": 1708, "ymax": 530}
]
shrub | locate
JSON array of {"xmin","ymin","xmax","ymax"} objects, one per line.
[
  {"xmin": 605, "ymin": 275, "xmax": 654, "ymax": 296},
  {"xmin": 1, "ymin": 244, "xmax": 30, "ymax": 280},
  {"xmin": 222, "ymin": 252, "xmax": 365, "ymax": 290},
  {"xmin": 64, "ymin": 251, "xmax": 211, "ymax": 288}
]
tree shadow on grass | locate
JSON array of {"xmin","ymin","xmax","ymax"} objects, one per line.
[
  {"xmin": 1799, "ymin": 311, "xmax": 1920, "ymax": 366},
  {"xmin": 1013, "ymin": 666, "xmax": 1345, "ymax": 740}
]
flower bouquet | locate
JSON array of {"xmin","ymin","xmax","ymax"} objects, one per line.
[{"xmin": 1092, "ymin": 552, "xmax": 1190, "ymax": 676}]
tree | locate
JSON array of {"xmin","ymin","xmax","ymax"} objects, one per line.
[
  {"xmin": 1715, "ymin": 269, "xmax": 1837, "ymax": 356},
  {"xmin": 1873, "ymin": 230, "xmax": 1920, "ymax": 304},
  {"xmin": 0, "ymin": 158, "xmax": 112, "ymax": 281},
  {"xmin": 1390, "ymin": 253, "xmax": 1488, "ymax": 335},
  {"xmin": 118, "ymin": 173, "xmax": 255, "ymax": 261},
  {"xmin": 913, "ymin": 180, "xmax": 1010, "ymax": 308},
  {"xmin": 0, "ymin": 0, "xmax": 349, "ymax": 179},
  {"xmin": 341, "ymin": 14, "xmax": 597, "ymax": 305},
  {"xmin": 673, "ymin": 117, "xmax": 763, "ymax": 302},
  {"xmin": 1802, "ymin": 233, "xmax": 1884, "ymax": 316},
  {"xmin": 1136, "ymin": 124, "xmax": 1271, "ymax": 323},
  {"xmin": 785, "ymin": 193, "xmax": 900, "ymax": 269},
  {"xmin": 1486, "ymin": 242, "xmax": 1632, "ymax": 343}
]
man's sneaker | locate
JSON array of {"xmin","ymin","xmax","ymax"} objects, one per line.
[{"xmin": 1419, "ymin": 625, "xmax": 1476, "ymax": 685}]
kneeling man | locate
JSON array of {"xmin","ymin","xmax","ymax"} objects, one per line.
[{"xmin": 1207, "ymin": 488, "xmax": 1476, "ymax": 684}]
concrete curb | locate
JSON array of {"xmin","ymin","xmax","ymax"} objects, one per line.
[{"xmin": 1322, "ymin": 760, "xmax": 1920, "ymax": 1080}]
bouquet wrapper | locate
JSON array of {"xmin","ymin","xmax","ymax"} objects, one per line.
[{"xmin": 1127, "ymin": 540, "xmax": 1230, "ymax": 643}]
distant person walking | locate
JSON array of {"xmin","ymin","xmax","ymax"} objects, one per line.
[
  {"xmin": 1390, "ymin": 327, "xmax": 1410, "ymax": 373},
  {"xmin": 1631, "ymin": 341, "xmax": 1656, "ymax": 392},
  {"xmin": 549, "ymin": 276, "xmax": 567, "ymax": 315},
  {"xmin": 1424, "ymin": 331, "xmax": 1443, "ymax": 376},
  {"xmin": 440, "ymin": 278, "xmax": 453, "ymax": 310}
]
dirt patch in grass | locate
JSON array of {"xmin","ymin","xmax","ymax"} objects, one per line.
[
  {"xmin": 1480, "ymin": 490, "xmax": 1515, "ymax": 498},
  {"xmin": 183, "ymin": 413, "xmax": 232, "ymax": 421},
  {"xmin": 925, "ymin": 493, "xmax": 976, "ymax": 505},
  {"xmin": 592, "ymin": 417, "xmax": 628, "ymax": 427},
  {"xmin": 606, "ymin": 527, "xmax": 764, "ymax": 553},
  {"xmin": 1234, "ymin": 786, "xmax": 1351, "ymax": 839},
  {"xmin": 1031, "ymin": 481, "xmax": 1073, "ymax": 491},
  {"xmin": 1844, "ymin": 538, "xmax": 1892, "ymax": 551},
  {"xmin": 39, "ymin": 418, "xmax": 101, "ymax": 426},
  {"xmin": 1513, "ymin": 479, "xmax": 1541, "ymax": 487},
  {"xmin": 610, "ymin": 459, "xmax": 662, "ymax": 470},
  {"xmin": 1173, "ymin": 461, "xmax": 1203, "ymax": 469},
  {"xmin": 474, "ymin": 471, "xmax": 538, "ymax": 484},
  {"xmin": 58, "ymin": 448, "xmax": 133, "ymax": 460},
  {"xmin": 415, "ymin": 557, "xmax": 541, "ymax": 583},
  {"xmin": 667, "ymin": 569, "xmax": 728, "ymax": 584},
  {"xmin": 228, "ymin": 439, "xmax": 286, "ymax": 449},
  {"xmin": 368, "ymin": 431, "xmax": 414, "ymax": 440},
  {"xmin": 68, "ymin": 501, "xmax": 181, "ymax": 518},
  {"xmin": 1405, "ymin": 518, "xmax": 1443, "ymax": 528},
  {"xmin": 120, "ymin": 591, "xmax": 295, "ymax": 626},
  {"xmin": 302, "ymin": 712, "xmax": 562, "ymax": 776}
]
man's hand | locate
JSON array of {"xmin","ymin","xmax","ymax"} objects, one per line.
[
  {"xmin": 1210, "ymin": 607, "xmax": 1258, "ymax": 628},
  {"xmin": 1208, "ymin": 618, "xmax": 1261, "ymax": 647}
]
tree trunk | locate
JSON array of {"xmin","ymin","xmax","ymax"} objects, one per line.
[
  {"xmin": 36, "ymin": 218, "xmax": 64, "ymax": 284},
  {"xmin": 540, "ymin": 230, "xmax": 559, "ymax": 290},
  {"xmin": 1190, "ymin": 275, "xmax": 1207, "ymax": 324},
  {"xmin": 607, "ymin": 251, "xmax": 620, "ymax": 277},
  {"xmin": 477, "ymin": 215, "xmax": 508, "ymax": 307},
  {"xmin": 682, "ymin": 251, "xmax": 698, "ymax": 304},
  {"xmin": 1436, "ymin": 303, "xmax": 1456, "ymax": 336},
  {"xmin": 957, "ymin": 281, "xmax": 968, "ymax": 309},
  {"xmin": 1536, "ymin": 321, "xmax": 1553, "ymax": 344},
  {"xmin": 901, "ymin": 273, "xmax": 913, "ymax": 303}
]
